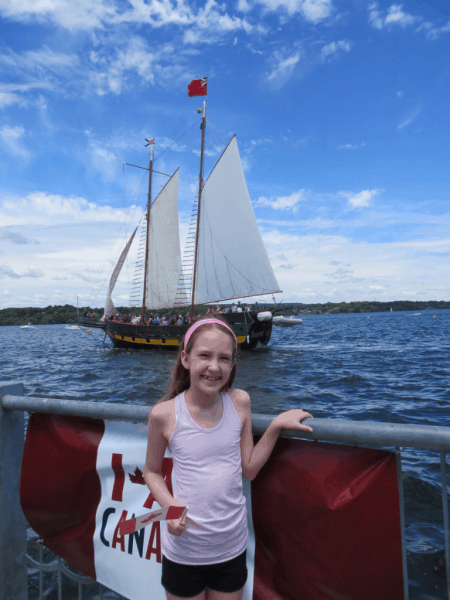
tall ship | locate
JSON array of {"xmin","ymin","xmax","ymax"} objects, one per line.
[{"xmin": 79, "ymin": 79, "xmax": 281, "ymax": 349}]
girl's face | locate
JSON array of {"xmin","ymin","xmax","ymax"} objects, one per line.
[{"xmin": 181, "ymin": 327, "xmax": 235, "ymax": 396}]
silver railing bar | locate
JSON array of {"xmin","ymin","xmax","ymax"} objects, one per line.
[
  {"xmin": 39, "ymin": 542, "xmax": 43, "ymax": 598},
  {"xmin": 441, "ymin": 450, "xmax": 450, "ymax": 600},
  {"xmin": 4, "ymin": 387, "xmax": 450, "ymax": 599},
  {"xmin": 58, "ymin": 556, "xmax": 62, "ymax": 600},
  {"xmin": 395, "ymin": 448, "xmax": 409, "ymax": 600},
  {"xmin": 5, "ymin": 394, "xmax": 450, "ymax": 451}
]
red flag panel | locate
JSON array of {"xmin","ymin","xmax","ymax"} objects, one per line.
[
  {"xmin": 251, "ymin": 437, "xmax": 403, "ymax": 600},
  {"xmin": 188, "ymin": 77, "xmax": 207, "ymax": 97},
  {"xmin": 20, "ymin": 413, "xmax": 104, "ymax": 579}
]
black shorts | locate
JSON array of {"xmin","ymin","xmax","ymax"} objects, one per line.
[{"xmin": 161, "ymin": 549, "xmax": 248, "ymax": 598}]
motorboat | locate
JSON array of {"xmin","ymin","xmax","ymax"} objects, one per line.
[
  {"xmin": 65, "ymin": 324, "xmax": 83, "ymax": 330},
  {"xmin": 20, "ymin": 323, "xmax": 35, "ymax": 329},
  {"xmin": 272, "ymin": 316, "xmax": 303, "ymax": 327}
]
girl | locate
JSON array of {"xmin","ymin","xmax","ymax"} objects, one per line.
[{"xmin": 144, "ymin": 315, "xmax": 313, "ymax": 600}]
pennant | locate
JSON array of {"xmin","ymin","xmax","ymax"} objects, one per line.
[
  {"xmin": 120, "ymin": 506, "xmax": 187, "ymax": 536},
  {"xmin": 188, "ymin": 77, "xmax": 207, "ymax": 97}
]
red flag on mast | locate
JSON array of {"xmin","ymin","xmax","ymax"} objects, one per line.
[{"xmin": 188, "ymin": 77, "xmax": 207, "ymax": 97}]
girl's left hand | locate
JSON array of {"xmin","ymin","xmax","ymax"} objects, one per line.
[{"xmin": 273, "ymin": 409, "xmax": 313, "ymax": 433}]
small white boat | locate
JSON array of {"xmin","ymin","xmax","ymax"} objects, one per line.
[
  {"xmin": 272, "ymin": 316, "xmax": 303, "ymax": 327},
  {"xmin": 65, "ymin": 324, "xmax": 83, "ymax": 330},
  {"xmin": 408, "ymin": 313, "xmax": 421, "ymax": 316},
  {"xmin": 20, "ymin": 323, "xmax": 35, "ymax": 329}
]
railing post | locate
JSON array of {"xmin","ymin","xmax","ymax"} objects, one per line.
[{"xmin": 0, "ymin": 381, "xmax": 28, "ymax": 600}]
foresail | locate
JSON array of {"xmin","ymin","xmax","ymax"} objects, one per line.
[
  {"xmin": 145, "ymin": 170, "xmax": 181, "ymax": 310},
  {"xmin": 194, "ymin": 136, "xmax": 281, "ymax": 305},
  {"xmin": 103, "ymin": 227, "xmax": 138, "ymax": 319}
]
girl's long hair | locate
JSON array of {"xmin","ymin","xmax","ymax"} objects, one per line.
[{"xmin": 148, "ymin": 314, "xmax": 238, "ymax": 419}]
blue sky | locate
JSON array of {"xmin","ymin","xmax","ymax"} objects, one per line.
[{"xmin": 0, "ymin": 0, "xmax": 449, "ymax": 309}]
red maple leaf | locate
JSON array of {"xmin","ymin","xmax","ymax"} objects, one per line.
[
  {"xmin": 129, "ymin": 467, "xmax": 145, "ymax": 485},
  {"xmin": 142, "ymin": 512, "xmax": 162, "ymax": 523}
]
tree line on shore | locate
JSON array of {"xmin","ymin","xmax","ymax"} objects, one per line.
[{"xmin": 1, "ymin": 300, "xmax": 449, "ymax": 326}]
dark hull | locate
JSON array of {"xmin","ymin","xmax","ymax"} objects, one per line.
[{"xmin": 79, "ymin": 312, "xmax": 272, "ymax": 350}]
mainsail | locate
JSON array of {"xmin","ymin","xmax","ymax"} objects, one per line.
[
  {"xmin": 145, "ymin": 169, "xmax": 181, "ymax": 309},
  {"xmin": 194, "ymin": 136, "xmax": 281, "ymax": 305},
  {"xmin": 103, "ymin": 227, "xmax": 138, "ymax": 320}
]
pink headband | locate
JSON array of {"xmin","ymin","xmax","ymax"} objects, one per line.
[{"xmin": 184, "ymin": 319, "xmax": 237, "ymax": 348}]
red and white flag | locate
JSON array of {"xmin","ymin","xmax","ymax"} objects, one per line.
[
  {"xmin": 120, "ymin": 506, "xmax": 187, "ymax": 535},
  {"xmin": 20, "ymin": 413, "xmax": 404, "ymax": 600},
  {"xmin": 188, "ymin": 77, "xmax": 207, "ymax": 97}
]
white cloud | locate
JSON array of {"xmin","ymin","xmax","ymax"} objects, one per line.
[
  {"xmin": 368, "ymin": 3, "xmax": 420, "ymax": 30},
  {"xmin": 0, "ymin": 265, "xmax": 44, "ymax": 279},
  {"xmin": 319, "ymin": 39, "xmax": 352, "ymax": 62},
  {"xmin": 0, "ymin": 125, "xmax": 31, "ymax": 160},
  {"xmin": 339, "ymin": 189, "xmax": 379, "ymax": 208},
  {"xmin": 239, "ymin": 0, "xmax": 332, "ymax": 22},
  {"xmin": 87, "ymin": 144, "xmax": 118, "ymax": 180},
  {"xmin": 396, "ymin": 90, "xmax": 403, "ymax": 98},
  {"xmin": 0, "ymin": 0, "xmax": 253, "ymax": 38},
  {"xmin": 337, "ymin": 142, "xmax": 364, "ymax": 151},
  {"xmin": 397, "ymin": 105, "xmax": 421, "ymax": 130},
  {"xmin": 254, "ymin": 190, "xmax": 306, "ymax": 211},
  {"xmin": 0, "ymin": 229, "xmax": 39, "ymax": 244},
  {"xmin": 0, "ymin": 191, "xmax": 134, "ymax": 227},
  {"xmin": 265, "ymin": 49, "xmax": 301, "ymax": 89},
  {"xmin": 325, "ymin": 267, "xmax": 365, "ymax": 284},
  {"xmin": 0, "ymin": 82, "xmax": 53, "ymax": 107},
  {"xmin": 416, "ymin": 20, "xmax": 450, "ymax": 41}
]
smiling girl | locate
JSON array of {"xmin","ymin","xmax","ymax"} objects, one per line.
[{"xmin": 143, "ymin": 315, "xmax": 313, "ymax": 600}]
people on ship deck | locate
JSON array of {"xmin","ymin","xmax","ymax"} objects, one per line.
[
  {"xmin": 231, "ymin": 303, "xmax": 237, "ymax": 313},
  {"xmin": 153, "ymin": 316, "xmax": 159, "ymax": 325},
  {"xmin": 206, "ymin": 306, "xmax": 214, "ymax": 315},
  {"xmin": 215, "ymin": 305, "xmax": 222, "ymax": 314},
  {"xmin": 245, "ymin": 304, "xmax": 251, "ymax": 312},
  {"xmin": 237, "ymin": 302, "xmax": 243, "ymax": 313}
]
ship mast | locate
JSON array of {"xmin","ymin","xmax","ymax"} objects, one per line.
[
  {"xmin": 190, "ymin": 101, "xmax": 206, "ymax": 320},
  {"xmin": 141, "ymin": 139, "xmax": 154, "ymax": 324}
]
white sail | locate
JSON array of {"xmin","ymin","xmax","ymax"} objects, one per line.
[
  {"xmin": 145, "ymin": 170, "xmax": 181, "ymax": 309},
  {"xmin": 103, "ymin": 227, "xmax": 137, "ymax": 320},
  {"xmin": 194, "ymin": 137, "xmax": 281, "ymax": 305}
]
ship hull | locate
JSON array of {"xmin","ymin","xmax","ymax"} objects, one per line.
[{"xmin": 79, "ymin": 312, "xmax": 273, "ymax": 350}]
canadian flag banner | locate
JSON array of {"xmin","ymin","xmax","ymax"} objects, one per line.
[
  {"xmin": 120, "ymin": 506, "xmax": 187, "ymax": 536},
  {"xmin": 20, "ymin": 412, "xmax": 404, "ymax": 600},
  {"xmin": 188, "ymin": 77, "xmax": 208, "ymax": 97}
]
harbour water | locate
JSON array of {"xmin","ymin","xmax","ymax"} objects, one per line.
[{"xmin": 2, "ymin": 308, "xmax": 450, "ymax": 599}]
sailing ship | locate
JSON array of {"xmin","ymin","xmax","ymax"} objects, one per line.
[{"xmin": 79, "ymin": 82, "xmax": 281, "ymax": 349}]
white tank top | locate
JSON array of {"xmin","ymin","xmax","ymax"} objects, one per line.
[{"xmin": 161, "ymin": 391, "xmax": 248, "ymax": 565}]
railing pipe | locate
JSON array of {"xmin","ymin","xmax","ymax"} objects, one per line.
[
  {"xmin": 395, "ymin": 448, "xmax": 409, "ymax": 600},
  {"xmin": 4, "ymin": 394, "xmax": 450, "ymax": 451},
  {"xmin": 6, "ymin": 384, "xmax": 450, "ymax": 600},
  {"xmin": 0, "ymin": 382, "xmax": 28, "ymax": 600},
  {"xmin": 441, "ymin": 450, "xmax": 450, "ymax": 599}
]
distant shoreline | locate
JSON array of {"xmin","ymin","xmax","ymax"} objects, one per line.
[{"xmin": 1, "ymin": 300, "xmax": 449, "ymax": 326}]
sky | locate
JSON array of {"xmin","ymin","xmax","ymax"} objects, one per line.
[{"xmin": 0, "ymin": 0, "xmax": 449, "ymax": 310}]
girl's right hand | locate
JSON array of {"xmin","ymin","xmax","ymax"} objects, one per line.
[
  {"xmin": 167, "ymin": 514, "xmax": 187, "ymax": 536},
  {"xmin": 167, "ymin": 510, "xmax": 201, "ymax": 536}
]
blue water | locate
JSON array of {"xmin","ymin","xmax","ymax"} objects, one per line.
[{"xmin": 2, "ymin": 309, "xmax": 450, "ymax": 599}]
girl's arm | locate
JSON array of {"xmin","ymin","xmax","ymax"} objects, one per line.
[{"xmin": 237, "ymin": 390, "xmax": 313, "ymax": 482}]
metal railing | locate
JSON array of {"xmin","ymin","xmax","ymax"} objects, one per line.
[{"xmin": 1, "ymin": 381, "xmax": 450, "ymax": 599}]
